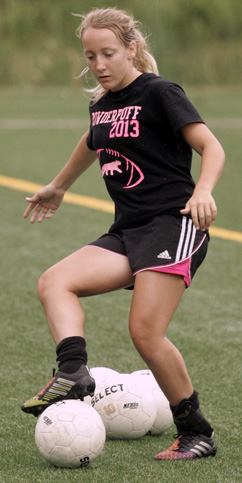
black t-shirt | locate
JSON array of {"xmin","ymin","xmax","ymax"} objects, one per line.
[{"xmin": 86, "ymin": 73, "xmax": 204, "ymax": 231}]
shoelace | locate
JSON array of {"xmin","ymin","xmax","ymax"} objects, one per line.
[
  {"xmin": 37, "ymin": 368, "xmax": 56, "ymax": 397},
  {"xmin": 171, "ymin": 433, "xmax": 198, "ymax": 451}
]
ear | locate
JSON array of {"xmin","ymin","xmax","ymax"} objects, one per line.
[{"xmin": 128, "ymin": 40, "xmax": 137, "ymax": 60}]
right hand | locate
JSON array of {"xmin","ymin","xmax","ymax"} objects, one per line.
[{"xmin": 23, "ymin": 184, "xmax": 65, "ymax": 223}]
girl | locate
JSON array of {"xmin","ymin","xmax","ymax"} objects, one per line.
[{"xmin": 21, "ymin": 8, "xmax": 225, "ymax": 460}]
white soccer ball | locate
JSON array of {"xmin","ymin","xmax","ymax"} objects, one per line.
[
  {"xmin": 90, "ymin": 367, "xmax": 120, "ymax": 386},
  {"xmin": 131, "ymin": 370, "xmax": 173, "ymax": 435},
  {"xmin": 35, "ymin": 400, "xmax": 106, "ymax": 468},
  {"xmin": 91, "ymin": 374, "xmax": 156, "ymax": 439},
  {"xmin": 84, "ymin": 367, "xmax": 120, "ymax": 406}
]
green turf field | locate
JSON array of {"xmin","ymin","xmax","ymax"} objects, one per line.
[{"xmin": 0, "ymin": 86, "xmax": 241, "ymax": 482}]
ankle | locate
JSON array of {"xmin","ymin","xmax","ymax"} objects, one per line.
[
  {"xmin": 171, "ymin": 390, "xmax": 213, "ymax": 437},
  {"xmin": 56, "ymin": 336, "xmax": 87, "ymax": 374}
]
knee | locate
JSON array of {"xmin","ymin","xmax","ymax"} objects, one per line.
[
  {"xmin": 37, "ymin": 267, "xmax": 56, "ymax": 304},
  {"xmin": 129, "ymin": 317, "xmax": 152, "ymax": 359},
  {"xmin": 129, "ymin": 315, "xmax": 167, "ymax": 363}
]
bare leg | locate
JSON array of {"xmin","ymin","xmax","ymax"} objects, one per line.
[
  {"xmin": 129, "ymin": 271, "xmax": 193, "ymax": 406},
  {"xmin": 22, "ymin": 246, "xmax": 134, "ymax": 415},
  {"xmin": 37, "ymin": 246, "xmax": 134, "ymax": 345}
]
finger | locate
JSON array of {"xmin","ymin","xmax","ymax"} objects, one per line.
[
  {"xmin": 45, "ymin": 210, "xmax": 56, "ymax": 219},
  {"xmin": 210, "ymin": 203, "xmax": 217, "ymax": 223},
  {"xmin": 180, "ymin": 207, "xmax": 190, "ymax": 214},
  {"xmin": 37, "ymin": 207, "xmax": 51, "ymax": 223},
  {"xmin": 26, "ymin": 194, "xmax": 40, "ymax": 204},
  {"xmin": 37, "ymin": 207, "xmax": 57, "ymax": 222},
  {"xmin": 191, "ymin": 207, "xmax": 200, "ymax": 230},
  {"xmin": 23, "ymin": 194, "xmax": 41, "ymax": 218},
  {"xmin": 197, "ymin": 204, "xmax": 207, "ymax": 231},
  {"xmin": 211, "ymin": 210, "xmax": 217, "ymax": 223},
  {"xmin": 29, "ymin": 204, "xmax": 43, "ymax": 224},
  {"xmin": 181, "ymin": 203, "xmax": 200, "ymax": 230},
  {"xmin": 180, "ymin": 202, "xmax": 191, "ymax": 215},
  {"xmin": 204, "ymin": 204, "xmax": 217, "ymax": 229},
  {"xmin": 204, "ymin": 204, "xmax": 213, "ymax": 229},
  {"xmin": 198, "ymin": 203, "xmax": 215, "ymax": 231},
  {"xmin": 23, "ymin": 202, "xmax": 37, "ymax": 218}
]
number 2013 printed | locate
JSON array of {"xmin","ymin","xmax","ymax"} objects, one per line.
[{"xmin": 109, "ymin": 120, "xmax": 139, "ymax": 138}]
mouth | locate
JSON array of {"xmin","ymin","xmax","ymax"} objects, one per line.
[{"xmin": 99, "ymin": 75, "xmax": 111, "ymax": 82}]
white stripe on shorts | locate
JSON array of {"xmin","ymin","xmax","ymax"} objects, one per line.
[
  {"xmin": 182, "ymin": 218, "xmax": 192, "ymax": 259},
  {"xmin": 176, "ymin": 216, "xmax": 196, "ymax": 262},
  {"xmin": 188, "ymin": 223, "xmax": 196, "ymax": 256}
]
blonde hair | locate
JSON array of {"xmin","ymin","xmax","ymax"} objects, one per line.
[{"xmin": 75, "ymin": 8, "xmax": 159, "ymax": 103}]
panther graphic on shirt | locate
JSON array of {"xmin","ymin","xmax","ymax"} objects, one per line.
[{"xmin": 97, "ymin": 148, "xmax": 144, "ymax": 189}]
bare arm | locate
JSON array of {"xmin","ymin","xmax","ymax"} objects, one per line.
[
  {"xmin": 51, "ymin": 129, "xmax": 97, "ymax": 191},
  {"xmin": 24, "ymin": 130, "xmax": 97, "ymax": 223},
  {"xmin": 180, "ymin": 122, "xmax": 225, "ymax": 231}
]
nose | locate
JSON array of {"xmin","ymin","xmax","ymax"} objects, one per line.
[{"xmin": 95, "ymin": 55, "xmax": 106, "ymax": 71}]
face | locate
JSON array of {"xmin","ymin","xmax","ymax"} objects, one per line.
[{"xmin": 82, "ymin": 27, "xmax": 140, "ymax": 92}]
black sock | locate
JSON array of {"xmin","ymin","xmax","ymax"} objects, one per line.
[
  {"xmin": 170, "ymin": 390, "xmax": 213, "ymax": 437},
  {"xmin": 56, "ymin": 336, "xmax": 87, "ymax": 374},
  {"xmin": 170, "ymin": 390, "xmax": 200, "ymax": 413}
]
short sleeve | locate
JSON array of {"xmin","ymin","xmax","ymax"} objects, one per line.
[{"xmin": 161, "ymin": 84, "xmax": 204, "ymax": 133}]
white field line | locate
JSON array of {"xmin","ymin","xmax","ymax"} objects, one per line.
[
  {"xmin": 0, "ymin": 118, "xmax": 242, "ymax": 129},
  {"xmin": 0, "ymin": 119, "xmax": 89, "ymax": 129}
]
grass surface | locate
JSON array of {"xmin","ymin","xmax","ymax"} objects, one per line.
[{"xmin": 0, "ymin": 86, "xmax": 241, "ymax": 482}]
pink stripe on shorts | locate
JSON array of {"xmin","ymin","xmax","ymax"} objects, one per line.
[{"xmin": 151, "ymin": 257, "xmax": 192, "ymax": 287}]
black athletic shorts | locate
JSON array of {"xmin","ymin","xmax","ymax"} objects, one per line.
[{"xmin": 89, "ymin": 214, "xmax": 209, "ymax": 288}]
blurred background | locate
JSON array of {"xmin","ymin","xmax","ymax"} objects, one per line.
[{"xmin": 1, "ymin": 0, "xmax": 241, "ymax": 87}]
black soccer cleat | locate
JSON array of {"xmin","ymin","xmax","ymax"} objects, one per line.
[
  {"xmin": 21, "ymin": 365, "xmax": 95, "ymax": 417},
  {"xmin": 154, "ymin": 432, "xmax": 217, "ymax": 460}
]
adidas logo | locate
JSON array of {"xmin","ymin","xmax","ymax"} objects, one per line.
[{"xmin": 157, "ymin": 250, "xmax": 172, "ymax": 259}]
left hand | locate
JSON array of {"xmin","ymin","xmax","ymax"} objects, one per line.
[{"xmin": 180, "ymin": 188, "xmax": 217, "ymax": 231}]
